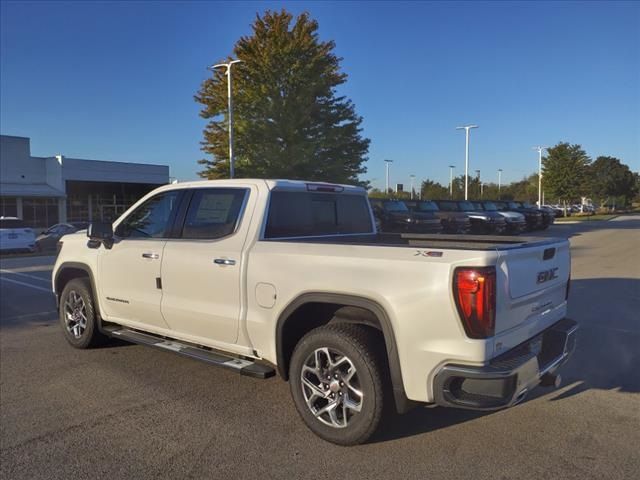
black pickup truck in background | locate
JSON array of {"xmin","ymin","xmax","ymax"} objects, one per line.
[
  {"xmin": 404, "ymin": 200, "xmax": 471, "ymax": 234},
  {"xmin": 369, "ymin": 199, "xmax": 442, "ymax": 234},
  {"xmin": 434, "ymin": 200, "xmax": 507, "ymax": 235}
]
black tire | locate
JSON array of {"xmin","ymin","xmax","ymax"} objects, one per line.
[
  {"xmin": 289, "ymin": 324, "xmax": 386, "ymax": 446},
  {"xmin": 59, "ymin": 277, "xmax": 106, "ymax": 349}
]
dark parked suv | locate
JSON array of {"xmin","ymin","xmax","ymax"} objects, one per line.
[
  {"xmin": 369, "ymin": 199, "xmax": 442, "ymax": 233},
  {"xmin": 494, "ymin": 201, "xmax": 544, "ymax": 231},
  {"xmin": 435, "ymin": 200, "xmax": 506, "ymax": 234},
  {"xmin": 405, "ymin": 200, "xmax": 471, "ymax": 234},
  {"xmin": 475, "ymin": 201, "xmax": 526, "ymax": 234},
  {"xmin": 514, "ymin": 201, "xmax": 555, "ymax": 229}
]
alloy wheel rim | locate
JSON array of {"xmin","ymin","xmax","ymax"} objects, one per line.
[
  {"xmin": 300, "ymin": 347, "xmax": 363, "ymax": 428},
  {"xmin": 64, "ymin": 290, "xmax": 87, "ymax": 339}
]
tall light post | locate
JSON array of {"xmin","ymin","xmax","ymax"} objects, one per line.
[
  {"xmin": 409, "ymin": 173, "xmax": 416, "ymax": 200},
  {"xmin": 384, "ymin": 159, "xmax": 393, "ymax": 194},
  {"xmin": 209, "ymin": 59, "xmax": 243, "ymax": 178},
  {"xmin": 448, "ymin": 165, "xmax": 455, "ymax": 198},
  {"xmin": 456, "ymin": 124, "xmax": 479, "ymax": 200},
  {"xmin": 497, "ymin": 168, "xmax": 503, "ymax": 194},
  {"xmin": 533, "ymin": 146, "xmax": 547, "ymax": 207}
]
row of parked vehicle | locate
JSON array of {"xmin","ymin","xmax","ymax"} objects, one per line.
[
  {"xmin": 0, "ymin": 217, "xmax": 89, "ymax": 253},
  {"xmin": 369, "ymin": 199, "xmax": 556, "ymax": 235}
]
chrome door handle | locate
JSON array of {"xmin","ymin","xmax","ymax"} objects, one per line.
[
  {"xmin": 214, "ymin": 258, "xmax": 236, "ymax": 266},
  {"xmin": 142, "ymin": 253, "xmax": 160, "ymax": 259}
]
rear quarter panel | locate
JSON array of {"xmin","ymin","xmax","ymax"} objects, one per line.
[{"xmin": 245, "ymin": 240, "xmax": 499, "ymax": 402}]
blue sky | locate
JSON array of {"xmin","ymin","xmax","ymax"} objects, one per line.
[{"xmin": 1, "ymin": 1, "xmax": 638, "ymax": 189}]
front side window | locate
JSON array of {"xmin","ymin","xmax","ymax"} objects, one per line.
[
  {"xmin": 181, "ymin": 188, "xmax": 247, "ymax": 240},
  {"xmin": 116, "ymin": 191, "xmax": 180, "ymax": 239},
  {"xmin": 265, "ymin": 191, "xmax": 372, "ymax": 238},
  {"xmin": 483, "ymin": 202, "xmax": 498, "ymax": 211},
  {"xmin": 458, "ymin": 201, "xmax": 475, "ymax": 211}
]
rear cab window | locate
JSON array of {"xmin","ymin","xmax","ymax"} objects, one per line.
[{"xmin": 264, "ymin": 191, "xmax": 373, "ymax": 239}]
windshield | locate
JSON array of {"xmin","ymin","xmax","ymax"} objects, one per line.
[
  {"xmin": 436, "ymin": 201, "xmax": 458, "ymax": 211},
  {"xmin": 384, "ymin": 201, "xmax": 409, "ymax": 212},
  {"xmin": 417, "ymin": 201, "xmax": 438, "ymax": 211},
  {"xmin": 471, "ymin": 202, "xmax": 484, "ymax": 210},
  {"xmin": 508, "ymin": 202, "xmax": 520, "ymax": 209},
  {"xmin": 482, "ymin": 202, "xmax": 498, "ymax": 211},
  {"xmin": 521, "ymin": 201, "xmax": 534, "ymax": 208},
  {"xmin": 458, "ymin": 201, "xmax": 476, "ymax": 211}
]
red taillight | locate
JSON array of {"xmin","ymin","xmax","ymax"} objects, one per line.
[{"xmin": 453, "ymin": 267, "xmax": 496, "ymax": 339}]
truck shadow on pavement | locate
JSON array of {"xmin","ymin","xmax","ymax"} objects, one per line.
[{"xmin": 372, "ymin": 277, "xmax": 640, "ymax": 443}]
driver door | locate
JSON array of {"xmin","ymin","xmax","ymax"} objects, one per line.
[{"xmin": 97, "ymin": 189, "xmax": 183, "ymax": 331}]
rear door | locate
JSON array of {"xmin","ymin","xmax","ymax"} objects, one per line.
[
  {"xmin": 495, "ymin": 240, "xmax": 570, "ymax": 334},
  {"xmin": 160, "ymin": 186, "xmax": 254, "ymax": 344}
]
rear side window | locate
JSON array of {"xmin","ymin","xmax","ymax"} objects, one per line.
[
  {"xmin": 181, "ymin": 188, "xmax": 247, "ymax": 240},
  {"xmin": 265, "ymin": 191, "xmax": 372, "ymax": 239}
]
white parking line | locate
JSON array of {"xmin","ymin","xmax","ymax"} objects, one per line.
[
  {"xmin": 0, "ymin": 269, "xmax": 51, "ymax": 284},
  {"xmin": 0, "ymin": 276, "xmax": 53, "ymax": 293}
]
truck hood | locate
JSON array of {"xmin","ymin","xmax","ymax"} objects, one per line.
[{"xmin": 497, "ymin": 211, "xmax": 525, "ymax": 221}]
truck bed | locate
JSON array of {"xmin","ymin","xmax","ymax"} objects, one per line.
[{"xmin": 265, "ymin": 232, "xmax": 562, "ymax": 251}]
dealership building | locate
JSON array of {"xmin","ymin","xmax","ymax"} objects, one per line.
[{"xmin": 0, "ymin": 135, "xmax": 170, "ymax": 228}]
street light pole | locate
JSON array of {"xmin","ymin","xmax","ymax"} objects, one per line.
[
  {"xmin": 209, "ymin": 59, "xmax": 243, "ymax": 179},
  {"xmin": 410, "ymin": 174, "xmax": 416, "ymax": 200},
  {"xmin": 456, "ymin": 125, "xmax": 479, "ymax": 200},
  {"xmin": 449, "ymin": 165, "xmax": 455, "ymax": 198},
  {"xmin": 498, "ymin": 169, "xmax": 503, "ymax": 193},
  {"xmin": 384, "ymin": 159, "xmax": 393, "ymax": 195},
  {"xmin": 533, "ymin": 146, "xmax": 546, "ymax": 207}
]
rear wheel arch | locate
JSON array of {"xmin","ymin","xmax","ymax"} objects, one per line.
[{"xmin": 275, "ymin": 292, "xmax": 413, "ymax": 413}]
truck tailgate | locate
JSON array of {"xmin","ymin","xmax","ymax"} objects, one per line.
[{"xmin": 495, "ymin": 239, "xmax": 570, "ymax": 335}]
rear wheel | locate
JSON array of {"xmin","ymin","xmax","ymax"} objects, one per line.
[
  {"xmin": 289, "ymin": 324, "xmax": 386, "ymax": 445},
  {"xmin": 59, "ymin": 278, "xmax": 107, "ymax": 349}
]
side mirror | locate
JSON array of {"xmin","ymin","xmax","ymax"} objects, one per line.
[{"xmin": 87, "ymin": 221, "xmax": 114, "ymax": 248}]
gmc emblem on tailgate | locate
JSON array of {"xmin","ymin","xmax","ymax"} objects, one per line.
[{"xmin": 537, "ymin": 267, "xmax": 559, "ymax": 284}]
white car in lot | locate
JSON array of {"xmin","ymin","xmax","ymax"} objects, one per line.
[{"xmin": 0, "ymin": 217, "xmax": 36, "ymax": 253}]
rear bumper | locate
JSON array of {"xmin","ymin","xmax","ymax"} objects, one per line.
[{"xmin": 433, "ymin": 318, "xmax": 578, "ymax": 410}]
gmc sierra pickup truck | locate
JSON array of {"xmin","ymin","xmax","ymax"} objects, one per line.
[{"xmin": 53, "ymin": 179, "xmax": 577, "ymax": 445}]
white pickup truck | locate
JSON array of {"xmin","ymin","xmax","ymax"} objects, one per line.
[{"xmin": 52, "ymin": 179, "xmax": 578, "ymax": 445}]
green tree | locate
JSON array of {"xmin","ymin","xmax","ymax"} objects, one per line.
[
  {"xmin": 195, "ymin": 10, "xmax": 370, "ymax": 184},
  {"xmin": 420, "ymin": 179, "xmax": 449, "ymax": 200},
  {"xmin": 542, "ymin": 143, "xmax": 591, "ymax": 204},
  {"xmin": 588, "ymin": 156, "xmax": 637, "ymax": 207}
]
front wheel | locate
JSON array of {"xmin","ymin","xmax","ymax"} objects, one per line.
[
  {"xmin": 289, "ymin": 324, "xmax": 386, "ymax": 445},
  {"xmin": 59, "ymin": 278, "xmax": 107, "ymax": 349}
]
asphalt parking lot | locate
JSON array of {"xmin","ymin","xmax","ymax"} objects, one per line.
[{"xmin": 1, "ymin": 217, "xmax": 639, "ymax": 480}]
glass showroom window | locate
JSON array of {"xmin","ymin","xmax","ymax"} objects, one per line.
[
  {"xmin": 0, "ymin": 197, "xmax": 18, "ymax": 217},
  {"xmin": 22, "ymin": 198, "xmax": 59, "ymax": 229}
]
